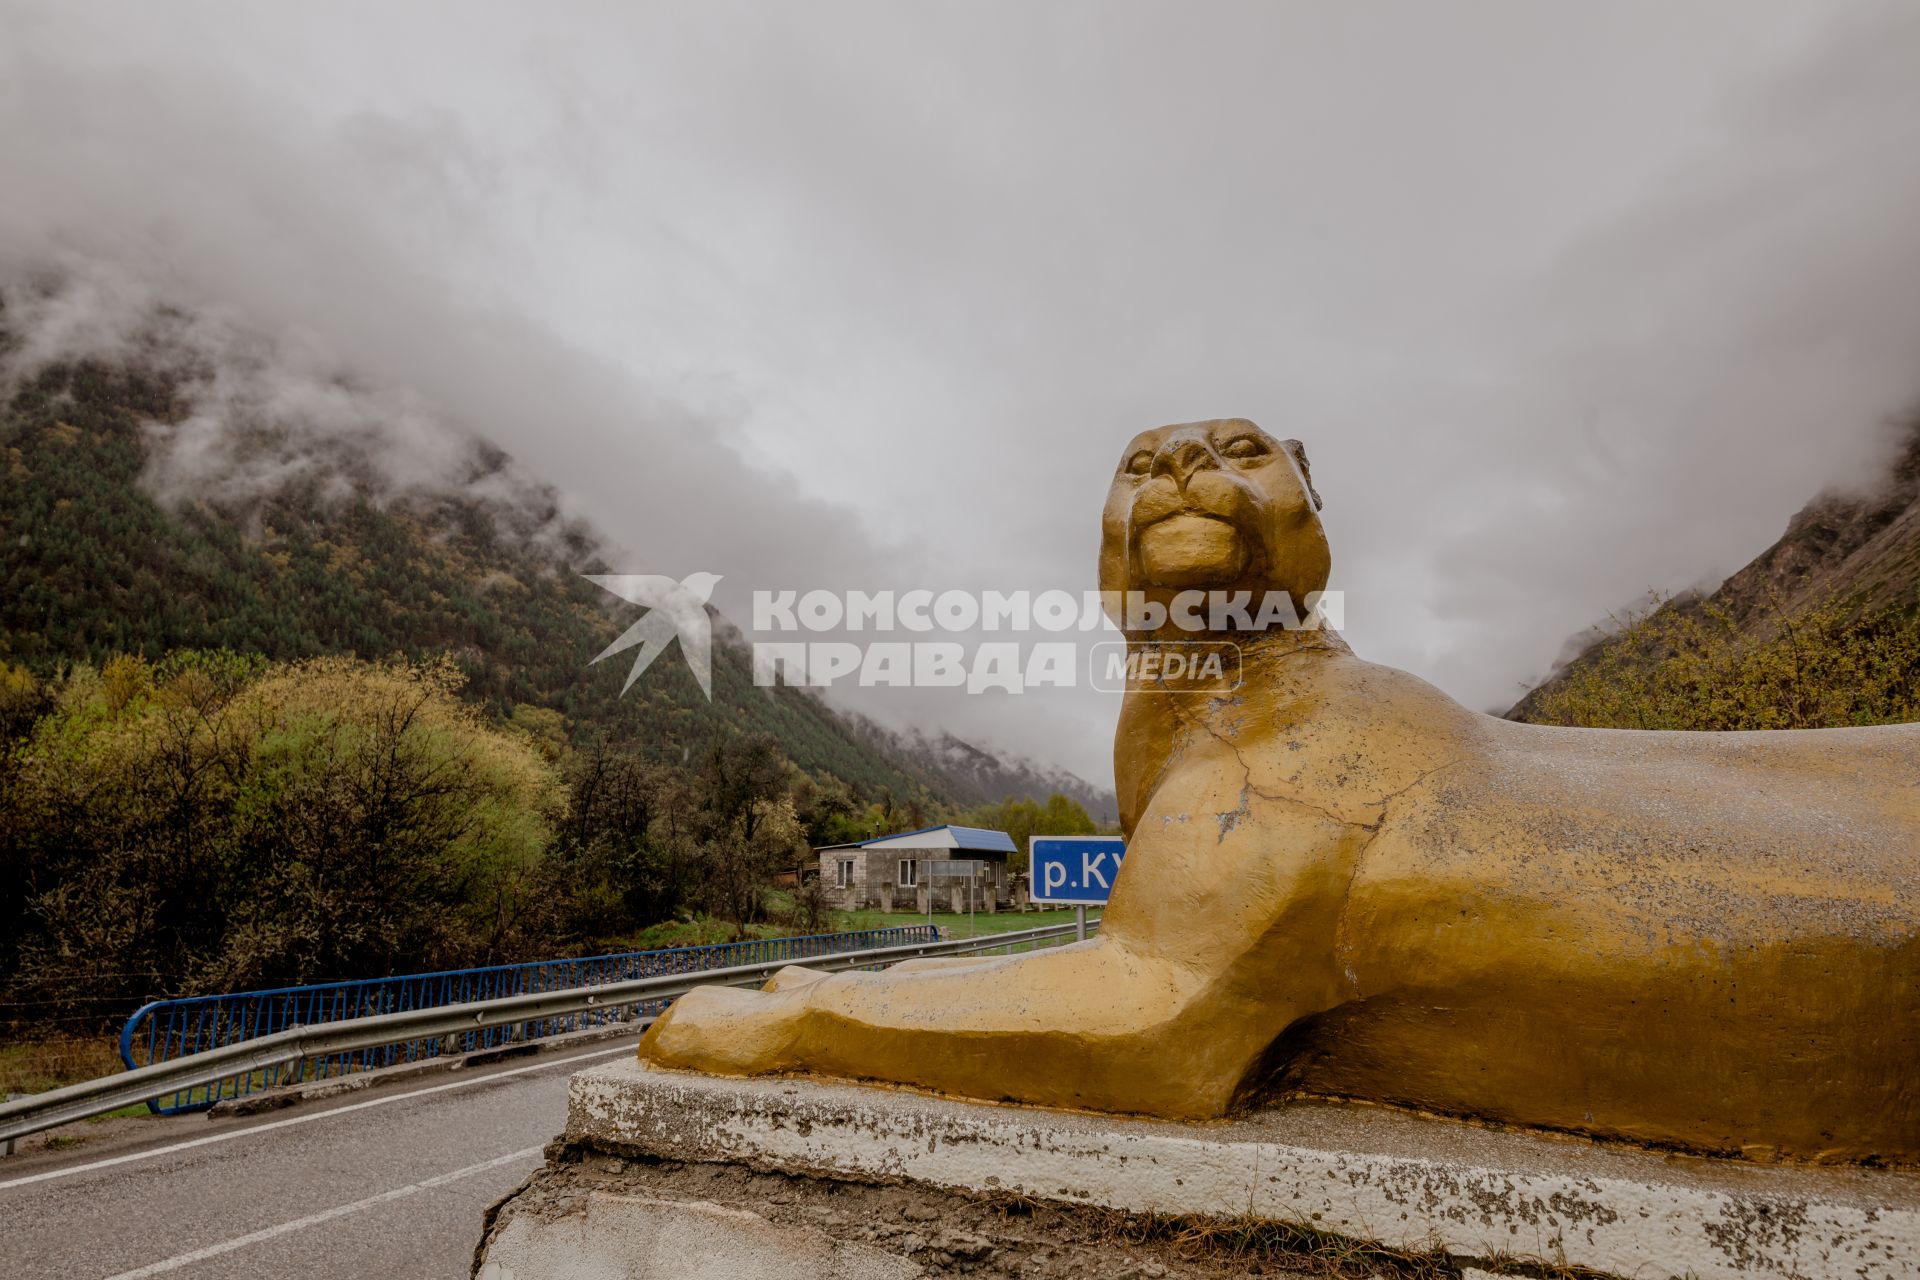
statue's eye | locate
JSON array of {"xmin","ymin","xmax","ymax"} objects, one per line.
[
  {"xmin": 1220, "ymin": 435, "xmax": 1267, "ymax": 461},
  {"xmin": 1124, "ymin": 450, "xmax": 1153, "ymax": 475}
]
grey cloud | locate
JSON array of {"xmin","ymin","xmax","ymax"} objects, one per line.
[{"xmin": 0, "ymin": 17, "xmax": 932, "ymax": 605}]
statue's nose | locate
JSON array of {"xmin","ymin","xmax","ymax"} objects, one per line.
[{"xmin": 1152, "ymin": 439, "xmax": 1216, "ymax": 486}]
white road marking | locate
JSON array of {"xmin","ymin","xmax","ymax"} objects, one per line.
[
  {"xmin": 100, "ymin": 1144, "xmax": 545, "ymax": 1279},
  {"xmin": 0, "ymin": 1041, "xmax": 636, "ymax": 1191}
]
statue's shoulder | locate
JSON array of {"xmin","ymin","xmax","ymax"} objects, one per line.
[
  {"xmin": 1253, "ymin": 643, "xmax": 1480, "ymax": 736},
  {"xmin": 1218, "ymin": 646, "xmax": 1483, "ymax": 818}
]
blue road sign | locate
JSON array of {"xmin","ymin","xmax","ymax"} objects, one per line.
[{"xmin": 1030, "ymin": 836, "xmax": 1127, "ymax": 905}]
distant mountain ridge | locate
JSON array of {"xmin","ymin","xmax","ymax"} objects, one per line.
[
  {"xmin": 885, "ymin": 727, "xmax": 1117, "ymax": 824},
  {"xmin": 0, "ymin": 300, "xmax": 1113, "ymax": 817},
  {"xmin": 1510, "ymin": 419, "xmax": 1920, "ymax": 720}
]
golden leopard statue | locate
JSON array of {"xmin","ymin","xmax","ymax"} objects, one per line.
[{"xmin": 641, "ymin": 418, "xmax": 1920, "ymax": 1164}]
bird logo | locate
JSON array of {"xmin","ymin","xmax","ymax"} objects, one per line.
[{"xmin": 585, "ymin": 572, "xmax": 723, "ymax": 699}]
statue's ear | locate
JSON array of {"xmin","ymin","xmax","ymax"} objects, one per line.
[{"xmin": 1283, "ymin": 439, "xmax": 1322, "ymax": 511}]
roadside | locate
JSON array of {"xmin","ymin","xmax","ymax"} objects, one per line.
[
  {"xmin": 3, "ymin": 1037, "xmax": 152, "ymax": 1155},
  {"xmin": 1, "ymin": 1019, "xmax": 646, "ymax": 1167},
  {"xmin": 4, "ymin": 1038, "xmax": 641, "ymax": 1280}
]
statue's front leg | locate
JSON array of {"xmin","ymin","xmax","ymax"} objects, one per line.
[
  {"xmin": 636, "ymin": 950, "xmax": 1078, "ymax": 1077},
  {"xmin": 639, "ymin": 937, "xmax": 1257, "ymax": 1117},
  {"xmin": 634, "ymin": 945, "xmax": 1031, "ymax": 1066}
]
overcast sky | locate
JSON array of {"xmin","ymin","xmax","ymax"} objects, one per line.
[{"xmin": 5, "ymin": 1, "xmax": 1919, "ymax": 782}]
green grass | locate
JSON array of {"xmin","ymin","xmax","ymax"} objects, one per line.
[
  {"xmin": 0, "ymin": 1034, "xmax": 125, "ymax": 1096},
  {"xmin": 0, "ymin": 1036, "xmax": 156, "ymax": 1124},
  {"xmin": 605, "ymin": 916, "xmax": 800, "ymax": 952},
  {"xmin": 831, "ymin": 905, "xmax": 1099, "ymax": 941}
]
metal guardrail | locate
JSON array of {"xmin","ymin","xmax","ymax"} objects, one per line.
[
  {"xmin": 0, "ymin": 920, "xmax": 1092, "ymax": 1147},
  {"xmin": 120, "ymin": 926, "xmax": 940, "ymax": 1114}
]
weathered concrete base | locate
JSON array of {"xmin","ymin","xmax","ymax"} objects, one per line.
[
  {"xmin": 473, "ymin": 1060, "xmax": 1920, "ymax": 1279},
  {"xmin": 475, "ymin": 1144, "xmax": 1189, "ymax": 1278},
  {"xmin": 478, "ymin": 1186, "xmax": 919, "ymax": 1280}
]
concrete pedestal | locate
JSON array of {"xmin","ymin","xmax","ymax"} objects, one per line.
[{"xmin": 473, "ymin": 1060, "xmax": 1920, "ymax": 1279}]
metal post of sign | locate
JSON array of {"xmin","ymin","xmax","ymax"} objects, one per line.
[
  {"xmin": 1075, "ymin": 905, "xmax": 1087, "ymax": 942},
  {"xmin": 967, "ymin": 860, "xmax": 976, "ymax": 939}
]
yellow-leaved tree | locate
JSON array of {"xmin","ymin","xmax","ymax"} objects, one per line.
[{"xmin": 1, "ymin": 652, "xmax": 565, "ymax": 1027}]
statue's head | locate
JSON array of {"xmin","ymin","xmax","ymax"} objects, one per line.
[{"xmin": 1099, "ymin": 419, "xmax": 1329, "ymax": 626}]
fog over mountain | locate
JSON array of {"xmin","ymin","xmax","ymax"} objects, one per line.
[{"xmin": 4, "ymin": 1, "xmax": 1918, "ymax": 779}]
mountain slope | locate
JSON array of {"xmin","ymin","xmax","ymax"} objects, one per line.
[
  {"xmin": 0, "ymin": 350, "xmax": 964, "ymax": 804},
  {"xmin": 1510, "ymin": 421, "xmax": 1920, "ymax": 720},
  {"xmin": 886, "ymin": 728, "xmax": 1118, "ymax": 823}
]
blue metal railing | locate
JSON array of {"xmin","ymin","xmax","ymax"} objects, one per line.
[{"xmin": 118, "ymin": 926, "xmax": 939, "ymax": 1114}]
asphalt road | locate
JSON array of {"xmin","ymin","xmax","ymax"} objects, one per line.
[{"xmin": 2, "ymin": 1038, "xmax": 642, "ymax": 1280}]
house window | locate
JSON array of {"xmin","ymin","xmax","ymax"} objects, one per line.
[
  {"xmin": 836, "ymin": 859, "xmax": 854, "ymax": 888},
  {"xmin": 898, "ymin": 859, "xmax": 918, "ymax": 887}
]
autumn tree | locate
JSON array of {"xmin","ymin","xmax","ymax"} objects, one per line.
[
  {"xmin": 0, "ymin": 652, "xmax": 563, "ymax": 1029},
  {"xmin": 960, "ymin": 793, "xmax": 1098, "ymax": 873},
  {"xmin": 692, "ymin": 733, "xmax": 805, "ymax": 937}
]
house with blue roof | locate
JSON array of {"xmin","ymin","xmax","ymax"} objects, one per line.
[{"xmin": 818, "ymin": 824, "xmax": 1017, "ymax": 913}]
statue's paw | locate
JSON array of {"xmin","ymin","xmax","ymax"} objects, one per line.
[
  {"xmin": 760, "ymin": 964, "xmax": 831, "ymax": 994},
  {"xmin": 638, "ymin": 984, "xmax": 804, "ymax": 1076}
]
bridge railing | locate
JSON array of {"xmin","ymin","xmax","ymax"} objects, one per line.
[
  {"xmin": 118, "ymin": 926, "xmax": 939, "ymax": 1114},
  {"xmin": 0, "ymin": 920, "xmax": 1093, "ymax": 1146}
]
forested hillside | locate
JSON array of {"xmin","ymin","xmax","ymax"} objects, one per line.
[{"xmin": 0, "ymin": 351, "xmax": 948, "ymax": 805}]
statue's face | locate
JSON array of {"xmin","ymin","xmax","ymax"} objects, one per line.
[{"xmin": 1099, "ymin": 419, "xmax": 1329, "ymax": 623}]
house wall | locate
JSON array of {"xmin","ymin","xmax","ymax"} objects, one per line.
[
  {"xmin": 819, "ymin": 849, "xmax": 875, "ymax": 910},
  {"xmin": 815, "ymin": 849, "xmax": 1014, "ymax": 911}
]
